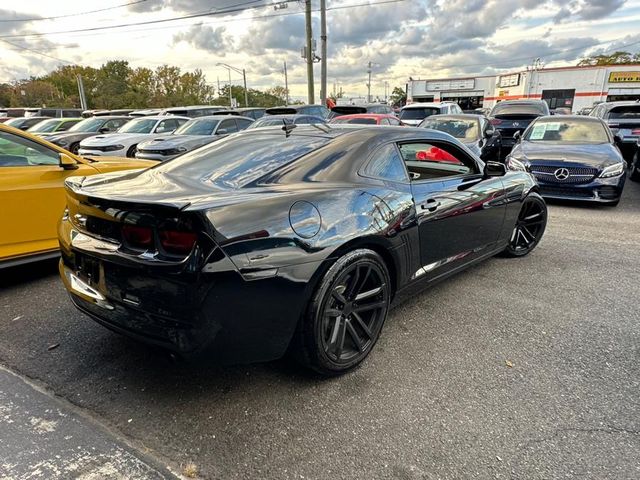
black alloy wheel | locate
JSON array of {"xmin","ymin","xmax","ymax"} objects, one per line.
[
  {"xmin": 69, "ymin": 142, "xmax": 80, "ymax": 155},
  {"xmin": 501, "ymin": 192, "xmax": 547, "ymax": 257},
  {"xmin": 126, "ymin": 144, "xmax": 138, "ymax": 158},
  {"xmin": 294, "ymin": 249, "xmax": 390, "ymax": 375}
]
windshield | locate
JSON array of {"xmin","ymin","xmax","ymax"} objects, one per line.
[
  {"xmin": 491, "ymin": 103, "xmax": 547, "ymax": 116},
  {"xmin": 174, "ymin": 118, "xmax": 219, "ymax": 135},
  {"xmin": 156, "ymin": 133, "xmax": 328, "ymax": 188},
  {"xmin": 399, "ymin": 108, "xmax": 439, "ymax": 120},
  {"xmin": 420, "ymin": 118, "xmax": 479, "ymax": 140},
  {"xmin": 608, "ymin": 105, "xmax": 640, "ymax": 120},
  {"xmin": 524, "ymin": 119, "xmax": 609, "ymax": 143},
  {"xmin": 4, "ymin": 118, "xmax": 26, "ymax": 127},
  {"xmin": 69, "ymin": 117, "xmax": 106, "ymax": 132},
  {"xmin": 27, "ymin": 119, "xmax": 60, "ymax": 132},
  {"xmin": 249, "ymin": 117, "xmax": 292, "ymax": 128},
  {"xmin": 332, "ymin": 117, "xmax": 377, "ymax": 125},
  {"xmin": 118, "ymin": 118, "xmax": 156, "ymax": 134}
]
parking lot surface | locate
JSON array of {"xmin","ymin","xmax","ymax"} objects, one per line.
[{"xmin": 1, "ymin": 182, "xmax": 639, "ymax": 479}]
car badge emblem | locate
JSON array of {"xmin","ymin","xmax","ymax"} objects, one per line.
[
  {"xmin": 513, "ymin": 122, "xmax": 520, "ymax": 127},
  {"xmin": 554, "ymin": 168, "xmax": 570, "ymax": 180}
]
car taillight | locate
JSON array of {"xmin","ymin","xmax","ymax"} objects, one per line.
[
  {"xmin": 159, "ymin": 230, "xmax": 197, "ymax": 254},
  {"xmin": 632, "ymin": 129, "xmax": 640, "ymax": 135},
  {"xmin": 122, "ymin": 225, "xmax": 153, "ymax": 249},
  {"xmin": 490, "ymin": 118, "xmax": 502, "ymax": 126}
]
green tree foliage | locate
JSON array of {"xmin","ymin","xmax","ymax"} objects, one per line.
[
  {"xmin": 577, "ymin": 51, "xmax": 640, "ymax": 66},
  {"xmin": 389, "ymin": 86, "xmax": 407, "ymax": 107},
  {"xmin": 0, "ymin": 61, "xmax": 282, "ymax": 109}
]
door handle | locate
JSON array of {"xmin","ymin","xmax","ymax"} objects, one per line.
[{"xmin": 420, "ymin": 198, "xmax": 440, "ymax": 212}]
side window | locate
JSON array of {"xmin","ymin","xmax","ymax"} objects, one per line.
[
  {"xmin": 103, "ymin": 119, "xmax": 121, "ymax": 131},
  {"xmin": 380, "ymin": 118, "xmax": 390, "ymax": 125},
  {"xmin": 236, "ymin": 119, "xmax": 253, "ymax": 130},
  {"xmin": 58, "ymin": 121, "xmax": 74, "ymax": 131},
  {"xmin": 156, "ymin": 119, "xmax": 178, "ymax": 133},
  {"xmin": 398, "ymin": 142, "xmax": 477, "ymax": 181},
  {"xmin": 0, "ymin": 131, "xmax": 60, "ymax": 167},
  {"xmin": 363, "ymin": 143, "xmax": 408, "ymax": 182},
  {"xmin": 218, "ymin": 119, "xmax": 238, "ymax": 133}
]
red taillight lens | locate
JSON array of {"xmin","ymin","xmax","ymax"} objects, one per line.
[
  {"xmin": 490, "ymin": 118, "xmax": 502, "ymax": 126},
  {"xmin": 122, "ymin": 225, "xmax": 153, "ymax": 248},
  {"xmin": 632, "ymin": 129, "xmax": 640, "ymax": 135},
  {"xmin": 159, "ymin": 230, "xmax": 197, "ymax": 254}
]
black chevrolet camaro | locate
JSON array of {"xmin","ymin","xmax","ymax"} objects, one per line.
[
  {"xmin": 507, "ymin": 116, "xmax": 627, "ymax": 205},
  {"xmin": 58, "ymin": 126, "xmax": 546, "ymax": 375}
]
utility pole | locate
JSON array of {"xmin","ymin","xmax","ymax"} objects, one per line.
[
  {"xmin": 241, "ymin": 68, "xmax": 248, "ymax": 107},
  {"xmin": 366, "ymin": 61, "xmax": 372, "ymax": 103},
  {"xmin": 283, "ymin": 61, "xmax": 290, "ymax": 105},
  {"xmin": 76, "ymin": 74, "xmax": 87, "ymax": 110},
  {"xmin": 227, "ymin": 68, "xmax": 232, "ymax": 107},
  {"xmin": 304, "ymin": 0, "xmax": 314, "ymax": 104},
  {"xmin": 320, "ymin": 0, "xmax": 327, "ymax": 106}
]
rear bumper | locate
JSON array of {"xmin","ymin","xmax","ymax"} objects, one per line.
[
  {"xmin": 537, "ymin": 174, "xmax": 626, "ymax": 204},
  {"xmin": 58, "ymin": 219, "xmax": 322, "ymax": 362}
]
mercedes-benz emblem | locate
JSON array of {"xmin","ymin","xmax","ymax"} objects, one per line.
[
  {"xmin": 513, "ymin": 122, "xmax": 520, "ymax": 127},
  {"xmin": 554, "ymin": 168, "xmax": 570, "ymax": 180}
]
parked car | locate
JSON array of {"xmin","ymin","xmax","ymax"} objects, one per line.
[
  {"xmin": 419, "ymin": 114, "xmax": 502, "ymax": 161},
  {"xmin": 589, "ymin": 101, "xmax": 640, "ymax": 164},
  {"xmin": 399, "ymin": 102, "xmax": 463, "ymax": 126},
  {"xmin": 0, "ymin": 123, "xmax": 156, "ymax": 268},
  {"xmin": 330, "ymin": 104, "xmax": 395, "ymax": 116},
  {"xmin": 235, "ymin": 108, "xmax": 266, "ymax": 120},
  {"xmin": 329, "ymin": 114, "xmax": 403, "ymax": 126},
  {"xmin": 129, "ymin": 108, "xmax": 163, "ymax": 117},
  {"xmin": 552, "ymin": 107, "xmax": 572, "ymax": 115},
  {"xmin": 27, "ymin": 118, "xmax": 82, "ymax": 136},
  {"xmin": 266, "ymin": 105, "xmax": 332, "ymax": 120},
  {"xmin": 247, "ymin": 114, "xmax": 326, "ymax": 129},
  {"xmin": 4, "ymin": 116, "xmax": 50, "ymax": 131},
  {"xmin": 58, "ymin": 125, "xmax": 546, "ymax": 375},
  {"xmin": 576, "ymin": 107, "xmax": 594, "ymax": 116},
  {"xmin": 24, "ymin": 108, "xmax": 83, "ymax": 118},
  {"xmin": 488, "ymin": 100, "xmax": 550, "ymax": 159},
  {"xmin": 136, "ymin": 116, "xmax": 254, "ymax": 161},
  {"xmin": 507, "ymin": 116, "xmax": 626, "ymax": 205},
  {"xmin": 79, "ymin": 116, "xmax": 189, "ymax": 158},
  {"xmin": 42, "ymin": 116, "xmax": 132, "ymax": 154},
  {"xmin": 162, "ymin": 106, "xmax": 228, "ymax": 117}
]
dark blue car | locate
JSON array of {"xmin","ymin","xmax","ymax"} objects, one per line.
[{"xmin": 506, "ymin": 116, "xmax": 627, "ymax": 206}]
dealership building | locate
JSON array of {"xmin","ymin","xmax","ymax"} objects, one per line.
[{"xmin": 407, "ymin": 64, "xmax": 640, "ymax": 112}]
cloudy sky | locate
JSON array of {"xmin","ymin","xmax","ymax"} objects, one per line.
[{"xmin": 1, "ymin": 0, "xmax": 640, "ymax": 100}]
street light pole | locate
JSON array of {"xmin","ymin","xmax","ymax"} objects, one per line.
[
  {"xmin": 217, "ymin": 62, "xmax": 249, "ymax": 108},
  {"xmin": 304, "ymin": 0, "xmax": 314, "ymax": 104},
  {"xmin": 320, "ymin": 0, "xmax": 327, "ymax": 106}
]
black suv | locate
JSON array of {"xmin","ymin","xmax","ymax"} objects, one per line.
[{"xmin": 488, "ymin": 100, "xmax": 550, "ymax": 159}]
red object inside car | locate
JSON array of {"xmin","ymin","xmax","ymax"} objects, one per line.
[{"xmin": 416, "ymin": 147, "xmax": 462, "ymax": 164}]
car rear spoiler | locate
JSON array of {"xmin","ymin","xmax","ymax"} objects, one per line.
[{"xmin": 265, "ymin": 107, "xmax": 298, "ymax": 115}]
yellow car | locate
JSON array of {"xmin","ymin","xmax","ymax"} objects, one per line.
[{"xmin": 0, "ymin": 124, "xmax": 157, "ymax": 268}]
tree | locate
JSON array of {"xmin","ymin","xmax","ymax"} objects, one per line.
[
  {"xmin": 578, "ymin": 51, "xmax": 640, "ymax": 66},
  {"xmin": 389, "ymin": 86, "xmax": 407, "ymax": 107}
]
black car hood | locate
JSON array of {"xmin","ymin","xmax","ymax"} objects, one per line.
[{"xmin": 514, "ymin": 141, "xmax": 622, "ymax": 168}]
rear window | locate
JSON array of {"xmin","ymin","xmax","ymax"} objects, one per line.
[
  {"xmin": 491, "ymin": 102, "xmax": 547, "ymax": 116},
  {"xmin": 399, "ymin": 107, "xmax": 440, "ymax": 120},
  {"xmin": 608, "ymin": 105, "xmax": 640, "ymax": 120},
  {"xmin": 157, "ymin": 133, "xmax": 329, "ymax": 188}
]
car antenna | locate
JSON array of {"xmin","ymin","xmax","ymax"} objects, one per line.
[{"xmin": 282, "ymin": 120, "xmax": 296, "ymax": 137}]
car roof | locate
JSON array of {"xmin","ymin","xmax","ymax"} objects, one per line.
[
  {"xmin": 129, "ymin": 115, "xmax": 190, "ymax": 121},
  {"xmin": 535, "ymin": 114, "xmax": 604, "ymax": 122},
  {"xmin": 183, "ymin": 115, "xmax": 254, "ymax": 121},
  {"xmin": 424, "ymin": 114, "xmax": 483, "ymax": 121},
  {"xmin": 601, "ymin": 101, "xmax": 640, "ymax": 109},
  {"xmin": 494, "ymin": 99, "xmax": 547, "ymax": 105},
  {"xmin": 331, "ymin": 113, "xmax": 395, "ymax": 120},
  {"xmin": 401, "ymin": 102, "xmax": 445, "ymax": 109}
]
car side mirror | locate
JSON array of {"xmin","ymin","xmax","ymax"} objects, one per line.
[
  {"xmin": 217, "ymin": 128, "xmax": 228, "ymax": 135},
  {"xmin": 484, "ymin": 127, "xmax": 495, "ymax": 138},
  {"xmin": 59, "ymin": 153, "xmax": 78, "ymax": 170},
  {"xmin": 98, "ymin": 127, "xmax": 109, "ymax": 133},
  {"xmin": 513, "ymin": 131, "xmax": 522, "ymax": 142},
  {"xmin": 484, "ymin": 161, "xmax": 507, "ymax": 177},
  {"xmin": 614, "ymin": 132, "xmax": 624, "ymax": 144}
]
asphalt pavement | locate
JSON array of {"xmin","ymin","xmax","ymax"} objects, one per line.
[{"xmin": 1, "ymin": 181, "xmax": 639, "ymax": 479}]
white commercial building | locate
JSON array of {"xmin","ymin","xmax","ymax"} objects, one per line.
[{"xmin": 407, "ymin": 64, "xmax": 640, "ymax": 112}]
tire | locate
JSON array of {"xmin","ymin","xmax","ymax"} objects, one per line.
[
  {"xmin": 126, "ymin": 144, "xmax": 138, "ymax": 158},
  {"xmin": 69, "ymin": 142, "xmax": 79, "ymax": 155},
  {"xmin": 293, "ymin": 249, "xmax": 391, "ymax": 376},
  {"xmin": 630, "ymin": 156, "xmax": 640, "ymax": 182},
  {"xmin": 500, "ymin": 192, "xmax": 547, "ymax": 258}
]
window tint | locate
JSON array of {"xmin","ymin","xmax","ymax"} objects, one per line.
[
  {"xmin": 218, "ymin": 119, "xmax": 239, "ymax": 133},
  {"xmin": 0, "ymin": 131, "xmax": 60, "ymax": 167},
  {"xmin": 157, "ymin": 134, "xmax": 329, "ymax": 188},
  {"xmin": 608, "ymin": 105, "xmax": 640, "ymax": 120},
  {"xmin": 399, "ymin": 107, "xmax": 440, "ymax": 121},
  {"xmin": 420, "ymin": 118, "xmax": 480, "ymax": 141},
  {"xmin": 156, "ymin": 119, "xmax": 180, "ymax": 133},
  {"xmin": 363, "ymin": 144, "xmax": 408, "ymax": 182},
  {"xmin": 491, "ymin": 102, "xmax": 547, "ymax": 116},
  {"xmin": 236, "ymin": 118, "xmax": 254, "ymax": 130},
  {"xmin": 398, "ymin": 142, "xmax": 475, "ymax": 181}
]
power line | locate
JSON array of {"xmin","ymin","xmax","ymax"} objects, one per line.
[
  {"xmin": 0, "ymin": 0, "xmax": 149, "ymax": 23},
  {"xmin": 0, "ymin": 0, "xmax": 408, "ymax": 39},
  {"xmin": 0, "ymin": 0, "xmax": 289, "ymax": 39},
  {"xmin": 0, "ymin": 38, "xmax": 74, "ymax": 64}
]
